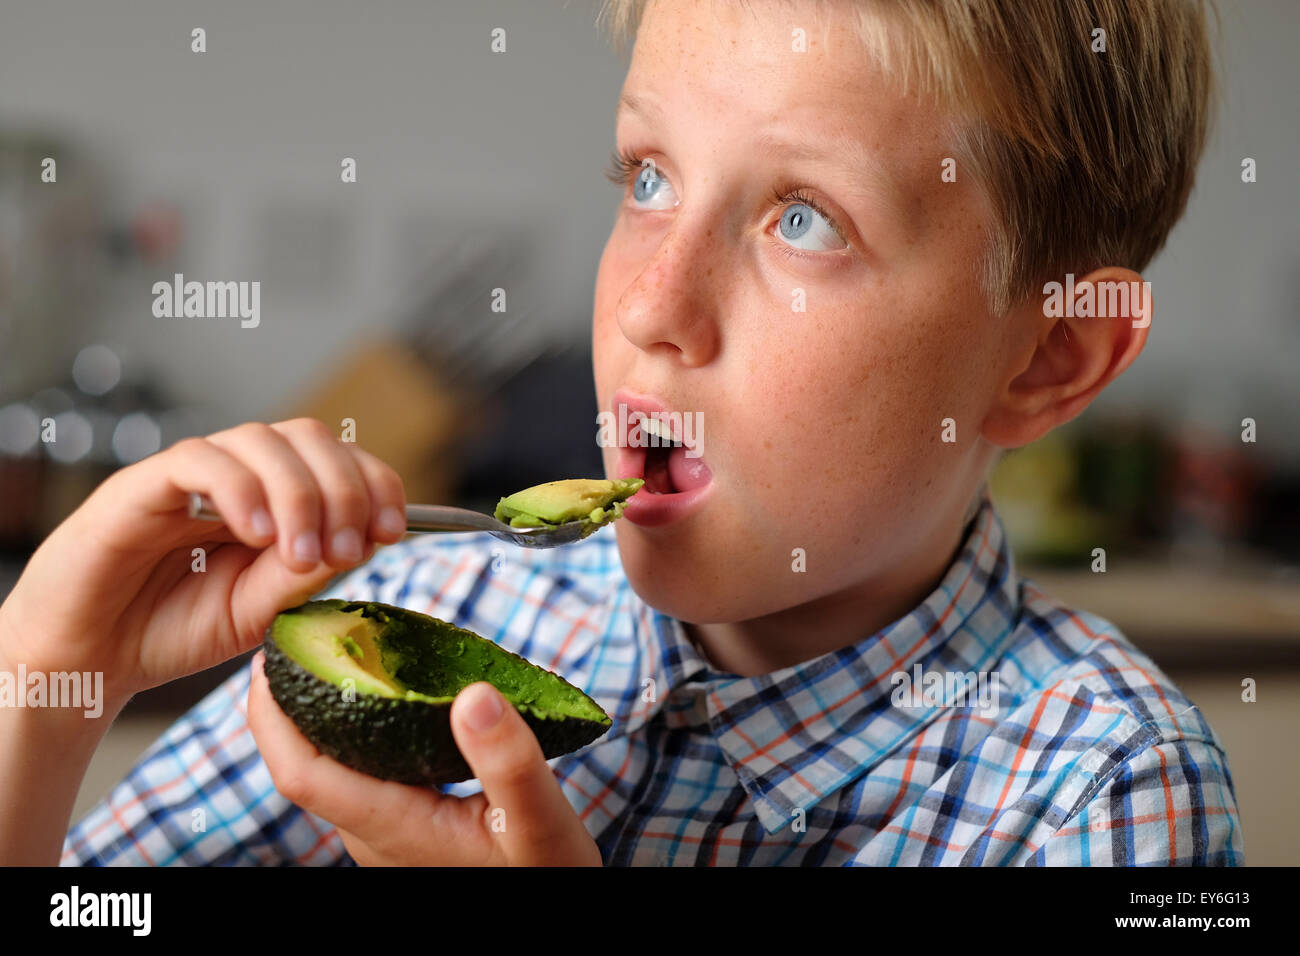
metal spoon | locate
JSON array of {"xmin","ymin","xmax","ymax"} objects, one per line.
[{"xmin": 186, "ymin": 492, "xmax": 595, "ymax": 549}]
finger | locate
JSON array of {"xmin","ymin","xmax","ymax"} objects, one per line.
[
  {"xmin": 205, "ymin": 422, "xmax": 326, "ymax": 573},
  {"xmin": 344, "ymin": 444, "xmax": 408, "ymax": 545},
  {"xmin": 73, "ymin": 436, "xmax": 276, "ymax": 564},
  {"xmin": 247, "ymin": 651, "xmax": 436, "ymax": 838},
  {"xmin": 270, "ymin": 419, "xmax": 372, "ymax": 569},
  {"xmin": 450, "ymin": 682, "xmax": 597, "ymax": 866},
  {"xmin": 335, "ymin": 826, "xmax": 384, "ymax": 867}
]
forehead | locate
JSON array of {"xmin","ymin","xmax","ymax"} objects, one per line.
[
  {"xmin": 619, "ymin": 0, "xmax": 954, "ymax": 203},
  {"xmin": 628, "ymin": 2, "xmax": 944, "ymax": 139}
]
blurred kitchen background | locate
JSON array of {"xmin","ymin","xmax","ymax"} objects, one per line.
[{"xmin": 0, "ymin": 1, "xmax": 1297, "ymax": 864}]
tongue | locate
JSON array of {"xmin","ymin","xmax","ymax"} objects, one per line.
[
  {"xmin": 668, "ymin": 446, "xmax": 712, "ymax": 492},
  {"xmin": 643, "ymin": 445, "xmax": 674, "ymax": 494}
]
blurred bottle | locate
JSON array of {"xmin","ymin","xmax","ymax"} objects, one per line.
[
  {"xmin": 0, "ymin": 131, "xmax": 106, "ymax": 397},
  {"xmin": 1166, "ymin": 385, "xmax": 1260, "ymax": 567}
]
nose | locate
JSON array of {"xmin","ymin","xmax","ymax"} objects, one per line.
[{"xmin": 615, "ymin": 219, "xmax": 721, "ymax": 367}]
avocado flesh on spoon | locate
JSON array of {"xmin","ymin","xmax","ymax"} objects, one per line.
[{"xmin": 494, "ymin": 478, "xmax": 644, "ymax": 535}]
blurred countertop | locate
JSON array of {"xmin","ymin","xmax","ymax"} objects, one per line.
[{"xmin": 1022, "ymin": 560, "xmax": 1300, "ymax": 668}]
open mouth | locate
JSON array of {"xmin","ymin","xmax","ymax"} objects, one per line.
[
  {"xmin": 634, "ymin": 415, "xmax": 711, "ymax": 496},
  {"xmin": 611, "ymin": 388, "xmax": 714, "ymax": 526},
  {"xmin": 642, "ymin": 419, "xmax": 683, "ymax": 494}
]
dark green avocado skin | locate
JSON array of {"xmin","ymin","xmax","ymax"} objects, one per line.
[{"xmin": 262, "ymin": 602, "xmax": 612, "ymax": 787}]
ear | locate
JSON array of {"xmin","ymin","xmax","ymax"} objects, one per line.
[{"xmin": 981, "ymin": 267, "xmax": 1151, "ymax": 448}]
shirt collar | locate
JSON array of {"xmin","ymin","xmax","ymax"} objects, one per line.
[{"xmin": 624, "ymin": 489, "xmax": 1022, "ymax": 834}]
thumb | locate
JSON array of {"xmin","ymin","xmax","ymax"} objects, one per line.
[
  {"xmin": 450, "ymin": 682, "xmax": 596, "ymax": 865},
  {"xmin": 228, "ymin": 539, "xmax": 376, "ymax": 651}
]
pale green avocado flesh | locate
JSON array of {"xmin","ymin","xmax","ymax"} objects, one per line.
[
  {"xmin": 494, "ymin": 477, "xmax": 644, "ymax": 530},
  {"xmin": 263, "ymin": 600, "xmax": 612, "ymax": 785},
  {"xmin": 270, "ymin": 600, "xmax": 607, "ymax": 720}
]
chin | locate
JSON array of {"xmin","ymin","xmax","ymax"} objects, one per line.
[
  {"xmin": 612, "ymin": 524, "xmax": 790, "ymax": 625},
  {"xmin": 614, "ymin": 527, "xmax": 717, "ymax": 622}
]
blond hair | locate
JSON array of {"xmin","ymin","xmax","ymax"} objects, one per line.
[{"xmin": 596, "ymin": 0, "xmax": 1217, "ymax": 316}]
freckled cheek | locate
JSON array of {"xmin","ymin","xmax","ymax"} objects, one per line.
[
  {"xmin": 740, "ymin": 319, "xmax": 948, "ymax": 500},
  {"xmin": 726, "ymin": 363, "xmax": 844, "ymax": 497}
]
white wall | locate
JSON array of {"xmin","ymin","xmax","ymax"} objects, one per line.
[{"xmin": 1101, "ymin": 0, "xmax": 1300, "ymax": 459}]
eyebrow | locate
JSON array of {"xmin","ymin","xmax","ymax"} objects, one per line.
[
  {"xmin": 753, "ymin": 128, "xmax": 907, "ymax": 212},
  {"xmin": 617, "ymin": 91, "xmax": 910, "ymax": 232},
  {"xmin": 616, "ymin": 91, "xmax": 661, "ymax": 124}
]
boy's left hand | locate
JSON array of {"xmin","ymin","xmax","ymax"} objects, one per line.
[{"xmin": 246, "ymin": 652, "xmax": 602, "ymax": 866}]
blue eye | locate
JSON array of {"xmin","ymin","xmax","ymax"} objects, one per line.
[
  {"xmin": 605, "ymin": 149, "xmax": 680, "ymax": 210},
  {"xmin": 776, "ymin": 200, "xmax": 844, "ymax": 252},
  {"xmin": 631, "ymin": 162, "xmax": 678, "ymax": 210},
  {"xmin": 780, "ymin": 205, "xmax": 813, "ymax": 239},
  {"xmin": 606, "ymin": 150, "xmax": 848, "ymax": 255},
  {"xmin": 633, "ymin": 166, "xmax": 658, "ymax": 201}
]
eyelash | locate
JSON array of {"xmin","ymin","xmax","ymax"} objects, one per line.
[
  {"xmin": 603, "ymin": 146, "xmax": 648, "ymax": 189},
  {"xmin": 605, "ymin": 147, "xmax": 850, "ymax": 252}
]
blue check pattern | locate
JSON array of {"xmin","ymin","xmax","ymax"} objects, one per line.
[{"xmin": 61, "ymin": 491, "xmax": 1244, "ymax": 865}]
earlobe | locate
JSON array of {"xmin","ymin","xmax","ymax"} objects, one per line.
[{"xmin": 980, "ymin": 266, "xmax": 1151, "ymax": 448}]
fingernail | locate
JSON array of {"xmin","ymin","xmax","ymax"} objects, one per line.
[
  {"xmin": 292, "ymin": 531, "xmax": 321, "ymax": 563},
  {"xmin": 332, "ymin": 527, "xmax": 363, "ymax": 562},
  {"xmin": 463, "ymin": 684, "xmax": 503, "ymax": 732},
  {"xmin": 378, "ymin": 507, "xmax": 405, "ymax": 536},
  {"xmin": 251, "ymin": 508, "xmax": 274, "ymax": 538}
]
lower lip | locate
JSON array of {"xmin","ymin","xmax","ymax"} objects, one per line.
[{"xmin": 616, "ymin": 446, "xmax": 714, "ymax": 527}]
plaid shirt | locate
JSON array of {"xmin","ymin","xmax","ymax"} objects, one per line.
[{"xmin": 61, "ymin": 492, "xmax": 1244, "ymax": 866}]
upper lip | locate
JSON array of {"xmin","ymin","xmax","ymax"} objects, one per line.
[{"xmin": 610, "ymin": 388, "xmax": 696, "ymax": 448}]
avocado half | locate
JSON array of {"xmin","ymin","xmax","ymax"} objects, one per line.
[{"xmin": 262, "ymin": 599, "xmax": 612, "ymax": 786}]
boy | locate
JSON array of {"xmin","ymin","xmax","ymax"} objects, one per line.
[{"xmin": 0, "ymin": 0, "xmax": 1241, "ymax": 865}]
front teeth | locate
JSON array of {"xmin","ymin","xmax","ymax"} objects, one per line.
[{"xmin": 641, "ymin": 416, "xmax": 679, "ymax": 445}]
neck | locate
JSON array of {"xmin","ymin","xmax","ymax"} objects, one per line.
[{"xmin": 683, "ymin": 506, "xmax": 973, "ymax": 678}]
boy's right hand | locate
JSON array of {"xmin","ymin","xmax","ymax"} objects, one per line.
[{"xmin": 0, "ymin": 418, "xmax": 408, "ymax": 708}]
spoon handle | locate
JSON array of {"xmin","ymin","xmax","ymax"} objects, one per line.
[
  {"xmin": 186, "ymin": 493, "xmax": 505, "ymax": 534},
  {"xmin": 403, "ymin": 504, "xmax": 505, "ymax": 533}
]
